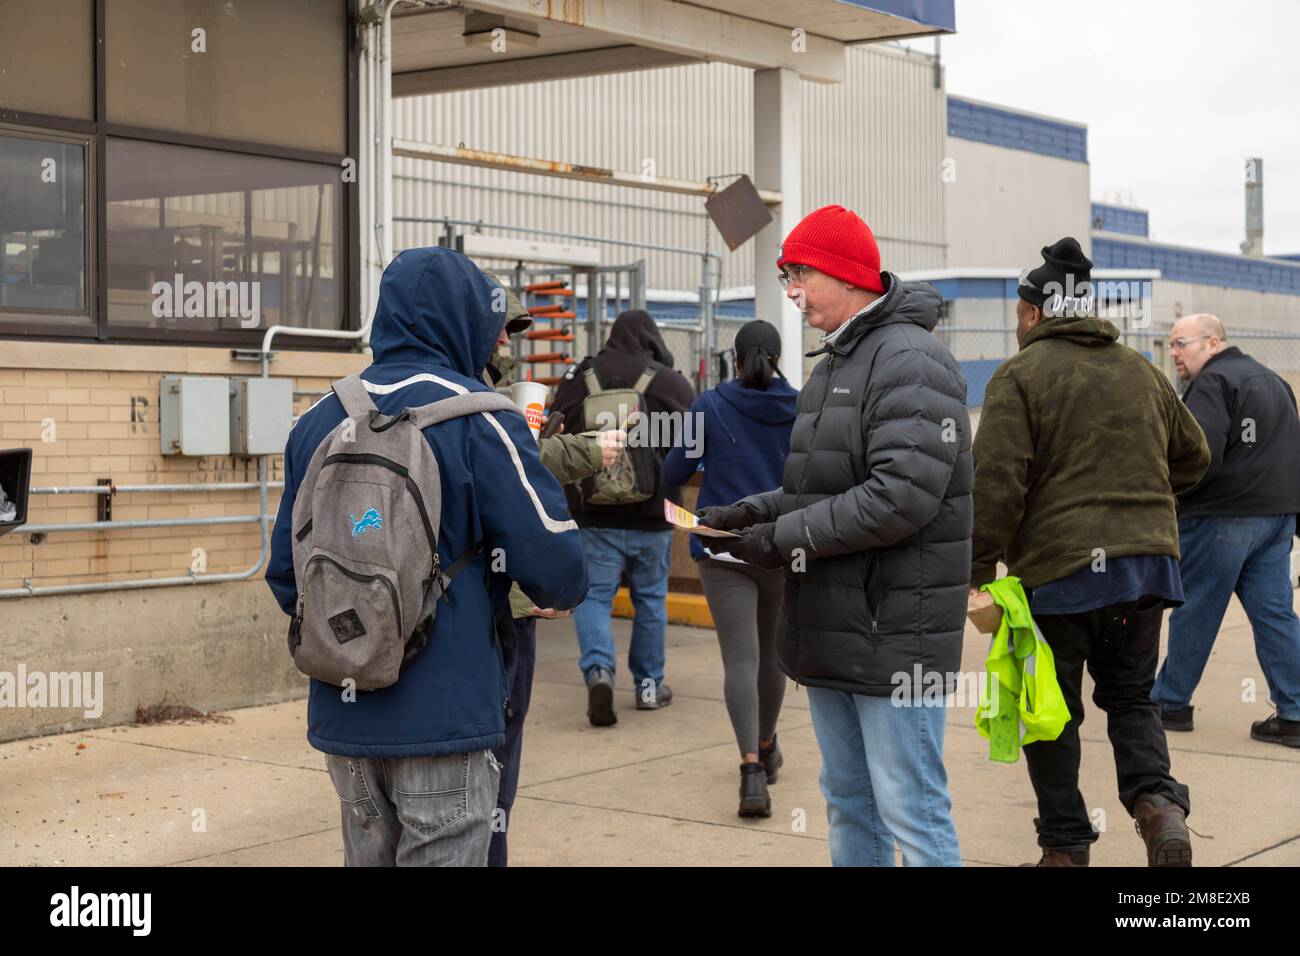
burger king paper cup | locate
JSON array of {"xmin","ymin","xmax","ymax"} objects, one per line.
[{"xmin": 510, "ymin": 381, "xmax": 549, "ymax": 441}]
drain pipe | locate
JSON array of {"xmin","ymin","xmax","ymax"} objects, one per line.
[{"xmin": 256, "ymin": 0, "xmax": 400, "ymax": 375}]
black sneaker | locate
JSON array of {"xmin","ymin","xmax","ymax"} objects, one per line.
[
  {"xmin": 1250, "ymin": 712, "xmax": 1300, "ymax": 748},
  {"xmin": 759, "ymin": 735, "xmax": 783, "ymax": 784},
  {"xmin": 1161, "ymin": 706, "xmax": 1194, "ymax": 732},
  {"xmin": 635, "ymin": 682, "xmax": 673, "ymax": 710},
  {"xmin": 586, "ymin": 668, "xmax": 616, "ymax": 727},
  {"xmin": 738, "ymin": 763, "xmax": 772, "ymax": 818}
]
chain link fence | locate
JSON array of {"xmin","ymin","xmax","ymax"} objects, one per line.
[
  {"xmin": 935, "ymin": 322, "xmax": 1300, "ymax": 407},
  {"xmin": 598, "ymin": 317, "xmax": 1300, "ymax": 405}
]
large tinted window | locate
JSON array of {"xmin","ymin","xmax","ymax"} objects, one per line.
[
  {"xmin": 106, "ymin": 0, "xmax": 347, "ymax": 154},
  {"xmin": 0, "ymin": 0, "xmax": 94, "ymax": 120},
  {"xmin": 0, "ymin": 1, "xmax": 352, "ymax": 340},
  {"xmin": 0, "ymin": 131, "xmax": 89, "ymax": 321},
  {"xmin": 106, "ymin": 138, "xmax": 341, "ymax": 332}
]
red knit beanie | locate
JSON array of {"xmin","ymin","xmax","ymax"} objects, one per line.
[{"xmin": 777, "ymin": 205, "xmax": 884, "ymax": 294}]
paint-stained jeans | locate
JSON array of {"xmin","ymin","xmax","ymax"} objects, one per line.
[{"xmin": 325, "ymin": 749, "xmax": 500, "ymax": 867}]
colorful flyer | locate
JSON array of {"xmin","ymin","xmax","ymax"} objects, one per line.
[{"xmin": 664, "ymin": 499, "xmax": 740, "ymax": 537}]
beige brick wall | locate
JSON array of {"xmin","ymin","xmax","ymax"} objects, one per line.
[{"xmin": 1, "ymin": 342, "xmax": 366, "ymax": 591}]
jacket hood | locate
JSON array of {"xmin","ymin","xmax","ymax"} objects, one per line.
[
  {"xmin": 600, "ymin": 309, "xmax": 675, "ymax": 368},
  {"xmin": 368, "ymin": 247, "xmax": 505, "ymax": 375},
  {"xmin": 810, "ymin": 274, "xmax": 944, "ymax": 356},
  {"xmin": 715, "ymin": 377, "xmax": 798, "ymax": 424},
  {"xmin": 1022, "ymin": 313, "xmax": 1120, "ymax": 350}
]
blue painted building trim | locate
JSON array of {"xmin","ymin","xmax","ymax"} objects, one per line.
[
  {"xmin": 1093, "ymin": 236, "xmax": 1300, "ymax": 297},
  {"xmin": 1091, "ymin": 203, "xmax": 1148, "ymax": 238},
  {"xmin": 835, "ymin": 0, "xmax": 956, "ymax": 32},
  {"xmin": 929, "ymin": 278, "xmax": 1020, "ymax": 300},
  {"xmin": 947, "ymin": 97, "xmax": 1088, "ymax": 163}
]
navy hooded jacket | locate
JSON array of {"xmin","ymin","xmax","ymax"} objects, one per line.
[
  {"xmin": 266, "ymin": 247, "xmax": 589, "ymax": 758},
  {"xmin": 662, "ymin": 377, "xmax": 798, "ymax": 560}
]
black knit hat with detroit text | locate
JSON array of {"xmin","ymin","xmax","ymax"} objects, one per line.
[{"xmin": 1018, "ymin": 237, "xmax": 1093, "ymax": 314}]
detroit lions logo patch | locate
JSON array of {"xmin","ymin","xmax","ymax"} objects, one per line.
[{"xmin": 349, "ymin": 508, "xmax": 383, "ymax": 537}]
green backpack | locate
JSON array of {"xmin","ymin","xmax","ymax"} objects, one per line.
[{"xmin": 576, "ymin": 361, "xmax": 661, "ymax": 506}]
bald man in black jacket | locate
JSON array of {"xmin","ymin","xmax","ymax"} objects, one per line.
[{"xmin": 1154, "ymin": 313, "xmax": 1300, "ymax": 748}]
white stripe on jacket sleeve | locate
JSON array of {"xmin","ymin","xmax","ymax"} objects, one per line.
[{"xmin": 366, "ymin": 372, "xmax": 577, "ymax": 535}]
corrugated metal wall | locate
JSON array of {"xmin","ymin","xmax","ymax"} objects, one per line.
[
  {"xmin": 801, "ymin": 44, "xmax": 947, "ymax": 274},
  {"xmin": 391, "ymin": 43, "xmax": 947, "ymax": 292}
]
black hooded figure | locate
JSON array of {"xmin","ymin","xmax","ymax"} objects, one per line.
[
  {"xmin": 552, "ymin": 309, "xmax": 697, "ymax": 528},
  {"xmin": 550, "ymin": 308, "xmax": 697, "ymax": 725}
]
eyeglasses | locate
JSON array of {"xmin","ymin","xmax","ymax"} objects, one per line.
[
  {"xmin": 1167, "ymin": 335, "xmax": 1210, "ymax": 352},
  {"xmin": 777, "ymin": 264, "xmax": 810, "ymax": 289}
]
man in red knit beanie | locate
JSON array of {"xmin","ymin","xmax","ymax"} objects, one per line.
[
  {"xmin": 703, "ymin": 203, "xmax": 972, "ymax": 867},
  {"xmin": 774, "ymin": 204, "xmax": 885, "ymax": 340}
]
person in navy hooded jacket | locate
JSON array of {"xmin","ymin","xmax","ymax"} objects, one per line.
[
  {"xmin": 266, "ymin": 248, "xmax": 588, "ymax": 867},
  {"xmin": 662, "ymin": 319, "xmax": 797, "ymax": 818}
]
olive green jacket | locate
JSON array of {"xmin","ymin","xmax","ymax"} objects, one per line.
[
  {"xmin": 483, "ymin": 364, "xmax": 603, "ymax": 617},
  {"xmin": 971, "ymin": 315, "xmax": 1209, "ymax": 589},
  {"xmin": 506, "ymin": 431, "xmax": 601, "ymax": 617}
]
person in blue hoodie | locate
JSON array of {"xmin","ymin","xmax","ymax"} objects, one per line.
[
  {"xmin": 661, "ymin": 320, "xmax": 797, "ymax": 818},
  {"xmin": 266, "ymin": 247, "xmax": 589, "ymax": 867}
]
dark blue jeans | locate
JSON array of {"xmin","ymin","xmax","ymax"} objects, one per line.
[
  {"xmin": 488, "ymin": 615, "xmax": 537, "ymax": 868},
  {"xmin": 1153, "ymin": 514, "xmax": 1300, "ymax": 721}
]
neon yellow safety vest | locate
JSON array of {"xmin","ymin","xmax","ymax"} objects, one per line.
[{"xmin": 974, "ymin": 576, "xmax": 1070, "ymax": 763}]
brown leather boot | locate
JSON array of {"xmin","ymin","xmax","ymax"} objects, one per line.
[
  {"xmin": 1133, "ymin": 794, "xmax": 1193, "ymax": 867},
  {"xmin": 1020, "ymin": 847, "xmax": 1089, "ymax": 867}
]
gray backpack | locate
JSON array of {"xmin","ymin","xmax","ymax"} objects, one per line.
[{"xmin": 287, "ymin": 375, "xmax": 518, "ymax": 690}]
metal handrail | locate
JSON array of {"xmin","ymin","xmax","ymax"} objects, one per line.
[
  {"xmin": 33, "ymin": 482, "xmax": 283, "ymax": 495},
  {"xmin": 1, "ymin": 461, "xmax": 276, "ymax": 599}
]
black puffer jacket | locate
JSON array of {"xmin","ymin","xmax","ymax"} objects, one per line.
[{"xmin": 740, "ymin": 275, "xmax": 972, "ymax": 696}]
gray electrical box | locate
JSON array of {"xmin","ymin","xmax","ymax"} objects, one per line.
[
  {"xmin": 160, "ymin": 376, "xmax": 231, "ymax": 457},
  {"xmin": 230, "ymin": 377, "xmax": 294, "ymax": 455}
]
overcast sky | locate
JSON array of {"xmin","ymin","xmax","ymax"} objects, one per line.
[{"xmin": 900, "ymin": 0, "xmax": 1300, "ymax": 256}]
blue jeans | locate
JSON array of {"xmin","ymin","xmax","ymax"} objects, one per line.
[
  {"xmin": 806, "ymin": 686, "xmax": 962, "ymax": 867},
  {"xmin": 1154, "ymin": 514, "xmax": 1300, "ymax": 721},
  {"xmin": 573, "ymin": 527, "xmax": 671, "ymax": 691}
]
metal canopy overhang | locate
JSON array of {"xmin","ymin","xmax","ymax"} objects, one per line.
[{"xmin": 390, "ymin": 0, "xmax": 955, "ymax": 95}]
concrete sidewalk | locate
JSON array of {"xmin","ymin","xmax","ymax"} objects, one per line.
[{"xmin": 2, "ymin": 594, "xmax": 1297, "ymax": 867}]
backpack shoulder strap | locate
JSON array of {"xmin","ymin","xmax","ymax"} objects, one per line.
[
  {"xmin": 582, "ymin": 365, "xmax": 602, "ymax": 395},
  {"xmin": 419, "ymin": 540, "xmax": 486, "ymax": 623},
  {"xmin": 332, "ymin": 375, "xmax": 376, "ymax": 419},
  {"xmin": 632, "ymin": 360, "xmax": 660, "ymax": 394},
  {"xmin": 407, "ymin": 391, "xmax": 519, "ymax": 429}
]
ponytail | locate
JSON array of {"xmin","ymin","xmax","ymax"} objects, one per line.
[{"xmin": 739, "ymin": 345, "xmax": 777, "ymax": 390}]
